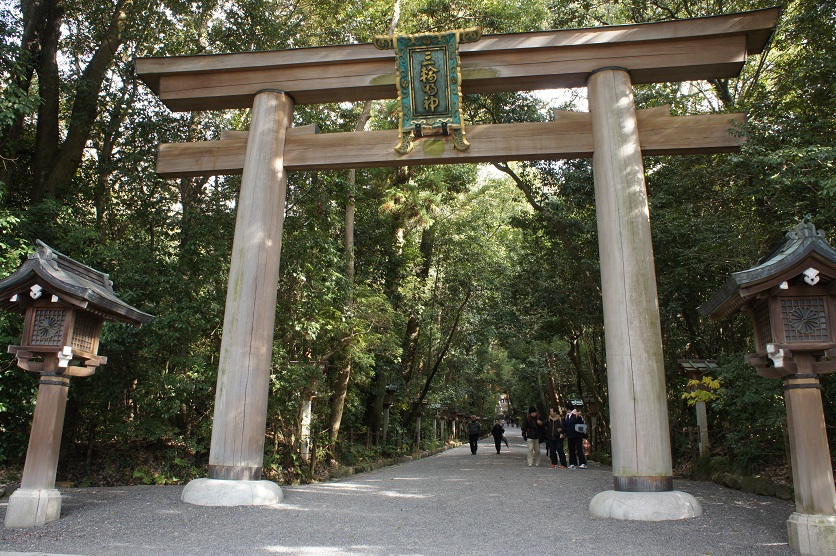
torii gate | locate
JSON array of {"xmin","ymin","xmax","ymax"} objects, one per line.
[{"xmin": 136, "ymin": 7, "xmax": 780, "ymax": 519}]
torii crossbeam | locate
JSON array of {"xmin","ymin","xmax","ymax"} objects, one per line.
[{"xmin": 136, "ymin": 7, "xmax": 780, "ymax": 521}]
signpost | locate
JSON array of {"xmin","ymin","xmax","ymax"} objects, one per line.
[{"xmin": 374, "ymin": 28, "xmax": 480, "ymax": 153}]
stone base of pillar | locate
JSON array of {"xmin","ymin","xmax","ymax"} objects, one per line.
[
  {"xmin": 181, "ymin": 478, "xmax": 283, "ymax": 507},
  {"xmin": 589, "ymin": 490, "xmax": 702, "ymax": 521},
  {"xmin": 4, "ymin": 488, "xmax": 62, "ymax": 528},
  {"xmin": 787, "ymin": 512, "xmax": 836, "ymax": 556}
]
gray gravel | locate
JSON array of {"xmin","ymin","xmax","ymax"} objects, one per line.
[{"xmin": 0, "ymin": 427, "xmax": 795, "ymax": 556}]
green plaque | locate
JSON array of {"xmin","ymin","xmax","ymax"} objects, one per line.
[{"xmin": 375, "ymin": 28, "xmax": 481, "ymax": 154}]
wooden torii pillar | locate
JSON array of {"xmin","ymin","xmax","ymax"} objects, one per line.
[{"xmin": 136, "ymin": 8, "xmax": 780, "ymax": 517}]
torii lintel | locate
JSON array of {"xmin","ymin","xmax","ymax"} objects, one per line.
[{"xmin": 135, "ymin": 8, "xmax": 779, "ymax": 111}]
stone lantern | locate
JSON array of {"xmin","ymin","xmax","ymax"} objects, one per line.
[
  {"xmin": 456, "ymin": 411, "xmax": 467, "ymax": 439},
  {"xmin": 382, "ymin": 384, "xmax": 397, "ymax": 442},
  {"xmin": 0, "ymin": 242, "xmax": 153, "ymax": 528},
  {"xmin": 437, "ymin": 405, "xmax": 449, "ymax": 440},
  {"xmin": 677, "ymin": 359, "xmax": 718, "ymax": 458},
  {"xmin": 429, "ymin": 403, "xmax": 441, "ymax": 440},
  {"xmin": 700, "ymin": 218, "xmax": 836, "ymax": 556},
  {"xmin": 449, "ymin": 408, "xmax": 459, "ymax": 438},
  {"xmin": 582, "ymin": 395, "xmax": 600, "ymax": 452},
  {"xmin": 415, "ymin": 398, "xmax": 429, "ymax": 448}
]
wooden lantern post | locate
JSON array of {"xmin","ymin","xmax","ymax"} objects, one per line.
[
  {"xmin": 701, "ymin": 218, "xmax": 836, "ymax": 556},
  {"xmin": 678, "ymin": 359, "xmax": 719, "ymax": 458},
  {"xmin": 0, "ymin": 242, "xmax": 153, "ymax": 528}
]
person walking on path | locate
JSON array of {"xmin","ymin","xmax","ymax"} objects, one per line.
[
  {"xmin": 491, "ymin": 419, "xmax": 505, "ymax": 454},
  {"xmin": 521, "ymin": 406, "xmax": 544, "ymax": 466},
  {"xmin": 545, "ymin": 407, "xmax": 568, "ymax": 468},
  {"xmin": 467, "ymin": 415, "xmax": 481, "ymax": 454},
  {"xmin": 565, "ymin": 407, "xmax": 588, "ymax": 468}
]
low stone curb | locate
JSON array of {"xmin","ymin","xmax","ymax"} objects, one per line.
[
  {"xmin": 322, "ymin": 442, "xmax": 461, "ymax": 481},
  {"xmin": 713, "ymin": 472, "xmax": 793, "ymax": 500},
  {"xmin": 0, "ymin": 444, "xmax": 465, "ymax": 495}
]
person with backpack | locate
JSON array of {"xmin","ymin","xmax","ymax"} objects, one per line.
[
  {"xmin": 521, "ymin": 406, "xmax": 545, "ymax": 466},
  {"xmin": 565, "ymin": 407, "xmax": 588, "ymax": 468}
]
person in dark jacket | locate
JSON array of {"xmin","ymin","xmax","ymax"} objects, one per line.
[
  {"xmin": 466, "ymin": 415, "xmax": 481, "ymax": 454},
  {"xmin": 545, "ymin": 407, "xmax": 568, "ymax": 468},
  {"xmin": 565, "ymin": 407, "xmax": 588, "ymax": 468},
  {"xmin": 491, "ymin": 420, "xmax": 505, "ymax": 454},
  {"xmin": 521, "ymin": 406, "xmax": 544, "ymax": 466}
]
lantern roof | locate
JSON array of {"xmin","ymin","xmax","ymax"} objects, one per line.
[
  {"xmin": 677, "ymin": 359, "xmax": 719, "ymax": 373},
  {"xmin": 0, "ymin": 241, "xmax": 154, "ymax": 326},
  {"xmin": 700, "ymin": 218, "xmax": 836, "ymax": 320}
]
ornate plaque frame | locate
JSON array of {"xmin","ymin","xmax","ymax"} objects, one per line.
[{"xmin": 374, "ymin": 28, "xmax": 481, "ymax": 154}]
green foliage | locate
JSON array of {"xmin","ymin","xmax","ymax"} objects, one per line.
[
  {"xmin": 131, "ymin": 460, "xmax": 193, "ymax": 486},
  {"xmin": 690, "ymin": 455, "xmax": 732, "ymax": 482},
  {"xmin": 710, "ymin": 357, "xmax": 786, "ymax": 474},
  {"xmin": 741, "ymin": 0, "xmax": 836, "ymax": 222},
  {"xmin": 0, "ymin": 208, "xmax": 30, "ymax": 465},
  {"xmin": 682, "ymin": 377, "xmax": 722, "ymax": 406},
  {"xmin": 0, "ymin": 8, "xmax": 39, "ymax": 130},
  {"xmin": 337, "ymin": 442, "xmax": 384, "ymax": 467}
]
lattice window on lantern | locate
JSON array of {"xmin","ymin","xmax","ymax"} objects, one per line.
[
  {"xmin": 30, "ymin": 308, "xmax": 66, "ymax": 345},
  {"xmin": 780, "ymin": 297, "xmax": 828, "ymax": 343},
  {"xmin": 71, "ymin": 311, "xmax": 100, "ymax": 353},
  {"xmin": 754, "ymin": 302, "xmax": 773, "ymax": 351}
]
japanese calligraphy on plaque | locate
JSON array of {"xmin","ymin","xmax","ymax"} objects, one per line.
[{"xmin": 374, "ymin": 28, "xmax": 481, "ymax": 154}]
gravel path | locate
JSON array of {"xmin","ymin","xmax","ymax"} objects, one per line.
[{"xmin": 0, "ymin": 427, "xmax": 795, "ymax": 556}]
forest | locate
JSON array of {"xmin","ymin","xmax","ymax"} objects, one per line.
[{"xmin": 0, "ymin": 0, "xmax": 834, "ymax": 488}]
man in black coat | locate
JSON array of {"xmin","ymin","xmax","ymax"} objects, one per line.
[
  {"xmin": 564, "ymin": 407, "xmax": 588, "ymax": 468},
  {"xmin": 521, "ymin": 406, "xmax": 544, "ymax": 466},
  {"xmin": 466, "ymin": 415, "xmax": 481, "ymax": 454}
]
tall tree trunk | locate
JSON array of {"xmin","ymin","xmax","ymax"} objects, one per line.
[
  {"xmin": 32, "ymin": 0, "xmax": 133, "ymax": 202},
  {"xmin": 328, "ymin": 101, "xmax": 372, "ymax": 444},
  {"xmin": 0, "ymin": 0, "xmax": 52, "ymax": 188},
  {"xmin": 30, "ymin": 0, "xmax": 64, "ymax": 202},
  {"xmin": 566, "ymin": 336, "xmax": 609, "ymax": 432},
  {"xmin": 95, "ymin": 66, "xmax": 137, "ymax": 241},
  {"xmin": 403, "ymin": 289, "xmax": 471, "ymax": 426},
  {"xmin": 544, "ymin": 355, "xmax": 560, "ymax": 409},
  {"xmin": 364, "ymin": 366, "xmax": 387, "ymax": 444},
  {"xmin": 400, "ymin": 224, "xmax": 434, "ymax": 383}
]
